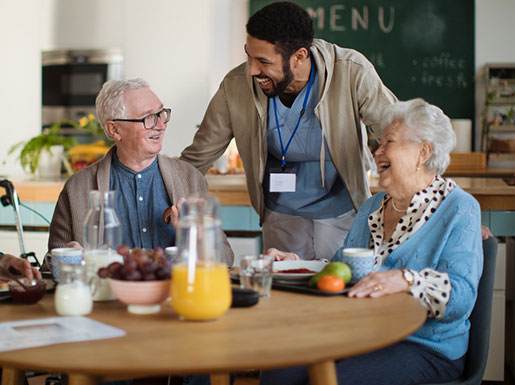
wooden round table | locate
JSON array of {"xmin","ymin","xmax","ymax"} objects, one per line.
[{"xmin": 0, "ymin": 288, "xmax": 426, "ymax": 385}]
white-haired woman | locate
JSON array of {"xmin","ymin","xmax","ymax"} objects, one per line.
[{"xmin": 261, "ymin": 98, "xmax": 483, "ymax": 385}]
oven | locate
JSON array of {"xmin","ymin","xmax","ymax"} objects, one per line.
[{"xmin": 42, "ymin": 49, "xmax": 124, "ymax": 130}]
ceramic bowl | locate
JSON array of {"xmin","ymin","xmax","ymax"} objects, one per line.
[
  {"xmin": 8, "ymin": 279, "xmax": 46, "ymax": 304},
  {"xmin": 108, "ymin": 279, "xmax": 171, "ymax": 314}
]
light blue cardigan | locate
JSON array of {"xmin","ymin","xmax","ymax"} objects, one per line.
[{"xmin": 334, "ymin": 187, "xmax": 483, "ymax": 360}]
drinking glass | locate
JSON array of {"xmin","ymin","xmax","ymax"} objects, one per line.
[
  {"xmin": 171, "ymin": 195, "xmax": 231, "ymax": 321},
  {"xmin": 239, "ymin": 254, "xmax": 274, "ymax": 298}
]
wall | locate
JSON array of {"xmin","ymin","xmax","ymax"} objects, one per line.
[
  {"xmin": 0, "ymin": 0, "xmax": 42, "ymax": 176},
  {"xmin": 0, "ymin": 0, "xmax": 247, "ymax": 178},
  {"xmin": 37, "ymin": 0, "xmax": 217, "ymax": 158},
  {"xmin": 0, "ymin": 0, "xmax": 513, "ymax": 179}
]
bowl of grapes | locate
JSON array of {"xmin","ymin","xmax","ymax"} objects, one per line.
[{"xmin": 98, "ymin": 246, "xmax": 172, "ymax": 314}]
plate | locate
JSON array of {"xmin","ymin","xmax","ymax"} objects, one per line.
[
  {"xmin": 272, "ymin": 281, "xmax": 349, "ymax": 296},
  {"xmin": 272, "ymin": 260, "xmax": 327, "ymax": 282}
]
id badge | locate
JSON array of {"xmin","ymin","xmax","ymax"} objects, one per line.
[{"xmin": 269, "ymin": 168, "xmax": 296, "ymax": 192}]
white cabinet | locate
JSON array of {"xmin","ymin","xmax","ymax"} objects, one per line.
[
  {"xmin": 227, "ymin": 235, "xmax": 262, "ymax": 267},
  {"xmin": 0, "ymin": 230, "xmax": 49, "ymax": 265}
]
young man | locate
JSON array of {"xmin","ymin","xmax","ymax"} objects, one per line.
[{"xmin": 180, "ymin": 2, "xmax": 397, "ymax": 260}]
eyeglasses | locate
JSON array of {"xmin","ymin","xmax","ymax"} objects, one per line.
[{"xmin": 112, "ymin": 108, "xmax": 171, "ymax": 129}]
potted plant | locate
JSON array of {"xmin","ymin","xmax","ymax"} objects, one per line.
[
  {"xmin": 8, "ymin": 122, "xmax": 77, "ymax": 177},
  {"xmin": 7, "ymin": 114, "xmax": 112, "ymax": 177}
]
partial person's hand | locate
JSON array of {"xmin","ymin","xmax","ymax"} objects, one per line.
[
  {"xmin": 481, "ymin": 225, "xmax": 493, "ymax": 240},
  {"xmin": 65, "ymin": 241, "xmax": 83, "ymax": 251},
  {"xmin": 347, "ymin": 270, "xmax": 406, "ymax": 298},
  {"xmin": 0, "ymin": 254, "xmax": 42, "ymax": 280},
  {"xmin": 163, "ymin": 205, "xmax": 180, "ymax": 230},
  {"xmin": 264, "ymin": 248, "xmax": 300, "ymax": 261}
]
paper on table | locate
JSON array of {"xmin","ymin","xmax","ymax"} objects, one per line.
[{"xmin": 0, "ymin": 316, "xmax": 125, "ymax": 352}]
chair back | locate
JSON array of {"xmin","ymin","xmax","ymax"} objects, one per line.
[
  {"xmin": 423, "ymin": 236, "xmax": 498, "ymax": 385},
  {"xmin": 462, "ymin": 236, "xmax": 498, "ymax": 384}
]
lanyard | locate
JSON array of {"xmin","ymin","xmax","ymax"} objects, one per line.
[{"xmin": 272, "ymin": 60, "xmax": 315, "ymax": 170}]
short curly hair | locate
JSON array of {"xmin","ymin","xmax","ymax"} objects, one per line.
[
  {"xmin": 380, "ymin": 98, "xmax": 456, "ymax": 175},
  {"xmin": 246, "ymin": 2, "xmax": 314, "ymax": 60}
]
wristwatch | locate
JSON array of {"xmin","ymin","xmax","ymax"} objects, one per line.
[{"xmin": 402, "ymin": 269, "xmax": 414, "ymax": 288}]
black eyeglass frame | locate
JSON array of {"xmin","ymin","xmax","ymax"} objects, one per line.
[{"xmin": 111, "ymin": 108, "xmax": 171, "ymax": 129}]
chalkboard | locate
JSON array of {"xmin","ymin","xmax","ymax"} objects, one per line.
[{"xmin": 249, "ymin": 0, "xmax": 475, "ymax": 120}]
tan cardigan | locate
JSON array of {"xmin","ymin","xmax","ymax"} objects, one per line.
[
  {"xmin": 48, "ymin": 147, "xmax": 234, "ymax": 266},
  {"xmin": 180, "ymin": 39, "xmax": 397, "ymax": 224}
]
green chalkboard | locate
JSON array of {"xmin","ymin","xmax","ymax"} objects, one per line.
[{"xmin": 249, "ymin": 0, "xmax": 475, "ymax": 120}]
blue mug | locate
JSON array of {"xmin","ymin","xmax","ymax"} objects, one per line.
[
  {"xmin": 340, "ymin": 248, "xmax": 378, "ymax": 285},
  {"xmin": 51, "ymin": 247, "xmax": 83, "ymax": 281}
]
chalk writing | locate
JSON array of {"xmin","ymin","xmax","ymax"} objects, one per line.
[
  {"xmin": 369, "ymin": 52, "xmax": 386, "ymax": 68},
  {"xmin": 410, "ymin": 72, "xmax": 468, "ymax": 88},
  {"xmin": 421, "ymin": 52, "xmax": 466, "ymax": 70},
  {"xmin": 307, "ymin": 5, "xmax": 395, "ymax": 33}
]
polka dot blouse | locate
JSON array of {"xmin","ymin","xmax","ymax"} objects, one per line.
[{"xmin": 368, "ymin": 176, "xmax": 457, "ymax": 319}]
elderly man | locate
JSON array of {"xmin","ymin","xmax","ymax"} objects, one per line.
[
  {"xmin": 48, "ymin": 78, "xmax": 233, "ymax": 266},
  {"xmin": 180, "ymin": 2, "xmax": 397, "ymax": 260}
]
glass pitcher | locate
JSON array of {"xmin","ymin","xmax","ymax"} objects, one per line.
[
  {"xmin": 171, "ymin": 195, "xmax": 231, "ymax": 321},
  {"xmin": 83, "ymin": 190, "xmax": 123, "ymax": 301},
  {"xmin": 55, "ymin": 263, "xmax": 95, "ymax": 316}
]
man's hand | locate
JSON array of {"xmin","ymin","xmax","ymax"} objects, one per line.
[
  {"xmin": 264, "ymin": 248, "xmax": 300, "ymax": 261},
  {"xmin": 65, "ymin": 241, "xmax": 83, "ymax": 251},
  {"xmin": 481, "ymin": 225, "xmax": 493, "ymax": 240},
  {"xmin": 163, "ymin": 205, "xmax": 180, "ymax": 230},
  {"xmin": 0, "ymin": 254, "xmax": 42, "ymax": 280}
]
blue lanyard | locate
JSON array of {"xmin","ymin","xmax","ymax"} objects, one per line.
[{"xmin": 272, "ymin": 60, "xmax": 315, "ymax": 170}]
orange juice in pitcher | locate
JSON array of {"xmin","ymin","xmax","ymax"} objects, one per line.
[
  {"xmin": 171, "ymin": 195, "xmax": 231, "ymax": 321},
  {"xmin": 171, "ymin": 262, "xmax": 231, "ymax": 320}
]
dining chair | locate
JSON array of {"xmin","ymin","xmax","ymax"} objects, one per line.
[{"xmin": 424, "ymin": 236, "xmax": 498, "ymax": 385}]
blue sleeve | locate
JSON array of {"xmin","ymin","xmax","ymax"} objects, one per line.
[{"xmin": 434, "ymin": 195, "xmax": 483, "ymax": 324}]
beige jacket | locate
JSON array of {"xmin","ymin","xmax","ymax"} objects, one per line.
[
  {"xmin": 49, "ymin": 147, "xmax": 234, "ymax": 266},
  {"xmin": 180, "ymin": 39, "xmax": 397, "ymax": 223}
]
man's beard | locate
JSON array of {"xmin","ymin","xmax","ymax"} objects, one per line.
[{"xmin": 259, "ymin": 59, "xmax": 293, "ymax": 98}]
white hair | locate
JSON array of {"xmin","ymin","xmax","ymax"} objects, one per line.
[
  {"xmin": 95, "ymin": 78, "xmax": 149, "ymax": 138},
  {"xmin": 380, "ymin": 98, "xmax": 456, "ymax": 175}
]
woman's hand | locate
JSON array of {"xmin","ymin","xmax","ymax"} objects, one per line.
[
  {"xmin": 348, "ymin": 270, "xmax": 407, "ymax": 298},
  {"xmin": 0, "ymin": 254, "xmax": 42, "ymax": 280},
  {"xmin": 264, "ymin": 248, "xmax": 300, "ymax": 261}
]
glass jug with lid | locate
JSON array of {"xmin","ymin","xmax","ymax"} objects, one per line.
[
  {"xmin": 83, "ymin": 190, "xmax": 123, "ymax": 301},
  {"xmin": 171, "ymin": 195, "xmax": 231, "ymax": 321}
]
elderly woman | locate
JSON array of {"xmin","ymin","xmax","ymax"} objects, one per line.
[{"xmin": 260, "ymin": 98, "xmax": 483, "ymax": 385}]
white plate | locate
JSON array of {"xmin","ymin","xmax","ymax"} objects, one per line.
[{"xmin": 272, "ymin": 260, "xmax": 327, "ymax": 282}]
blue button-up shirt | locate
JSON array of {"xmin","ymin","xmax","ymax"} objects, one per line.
[{"xmin": 110, "ymin": 153, "xmax": 175, "ymax": 249}]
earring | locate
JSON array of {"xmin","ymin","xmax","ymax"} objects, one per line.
[{"xmin": 416, "ymin": 167, "xmax": 421, "ymax": 171}]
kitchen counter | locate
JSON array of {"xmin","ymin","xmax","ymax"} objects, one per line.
[
  {"xmin": 3, "ymin": 173, "xmax": 515, "ymax": 236},
  {"xmin": 11, "ymin": 174, "xmax": 515, "ymax": 210}
]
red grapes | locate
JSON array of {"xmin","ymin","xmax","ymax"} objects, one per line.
[{"xmin": 97, "ymin": 245, "xmax": 172, "ymax": 281}]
